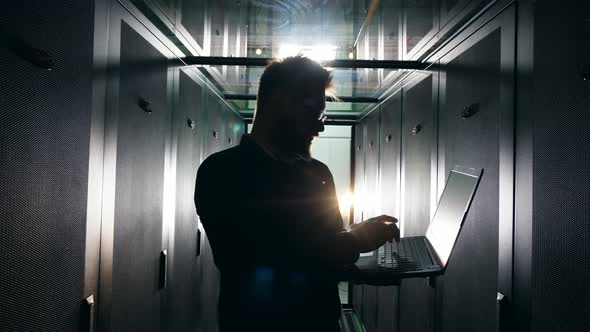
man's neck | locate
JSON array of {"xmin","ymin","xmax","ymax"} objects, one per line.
[
  {"xmin": 249, "ymin": 129, "xmax": 279, "ymax": 160},
  {"xmin": 250, "ymin": 129, "xmax": 311, "ymax": 163}
]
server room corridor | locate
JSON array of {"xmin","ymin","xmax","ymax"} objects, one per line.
[{"xmin": 1, "ymin": 0, "xmax": 589, "ymax": 331}]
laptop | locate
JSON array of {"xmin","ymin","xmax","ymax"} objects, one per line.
[{"xmin": 352, "ymin": 165, "xmax": 483, "ymax": 282}]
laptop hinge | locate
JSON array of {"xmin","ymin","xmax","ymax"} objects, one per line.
[{"xmin": 423, "ymin": 237, "xmax": 443, "ymax": 268}]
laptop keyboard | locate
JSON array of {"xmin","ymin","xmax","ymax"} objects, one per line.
[{"xmin": 377, "ymin": 237, "xmax": 434, "ymax": 272}]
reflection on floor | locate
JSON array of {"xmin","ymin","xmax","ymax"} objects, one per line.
[{"xmin": 339, "ymin": 282, "xmax": 349, "ymax": 304}]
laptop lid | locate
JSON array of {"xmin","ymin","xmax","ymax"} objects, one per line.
[{"xmin": 425, "ymin": 166, "xmax": 482, "ymax": 268}]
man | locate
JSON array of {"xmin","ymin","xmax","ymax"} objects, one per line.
[{"xmin": 195, "ymin": 56, "xmax": 399, "ymax": 332}]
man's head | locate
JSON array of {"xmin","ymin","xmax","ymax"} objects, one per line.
[{"xmin": 251, "ymin": 56, "xmax": 333, "ymax": 159}]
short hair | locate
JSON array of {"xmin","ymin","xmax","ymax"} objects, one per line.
[{"xmin": 255, "ymin": 56, "xmax": 333, "ymax": 116}]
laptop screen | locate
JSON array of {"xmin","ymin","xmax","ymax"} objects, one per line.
[{"xmin": 425, "ymin": 167, "xmax": 481, "ymax": 268}]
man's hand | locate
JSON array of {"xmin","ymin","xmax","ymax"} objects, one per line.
[{"xmin": 349, "ymin": 215, "xmax": 400, "ymax": 253}]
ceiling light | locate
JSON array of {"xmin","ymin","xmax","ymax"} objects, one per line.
[
  {"xmin": 255, "ymin": 48, "xmax": 262, "ymax": 56},
  {"xmin": 278, "ymin": 44, "xmax": 337, "ymax": 62},
  {"xmin": 348, "ymin": 52, "xmax": 354, "ymax": 59}
]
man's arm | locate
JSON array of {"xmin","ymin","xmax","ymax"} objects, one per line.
[{"xmin": 195, "ymin": 156, "xmax": 397, "ymax": 271}]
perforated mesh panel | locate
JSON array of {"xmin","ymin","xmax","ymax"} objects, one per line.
[
  {"xmin": 0, "ymin": 1, "xmax": 93, "ymax": 330},
  {"xmin": 531, "ymin": 2, "xmax": 590, "ymax": 331}
]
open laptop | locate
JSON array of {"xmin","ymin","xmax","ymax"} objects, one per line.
[{"xmin": 353, "ymin": 165, "xmax": 483, "ymax": 281}]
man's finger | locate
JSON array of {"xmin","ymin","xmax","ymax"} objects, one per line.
[
  {"xmin": 382, "ymin": 222, "xmax": 399, "ymax": 242},
  {"xmin": 379, "ymin": 215, "xmax": 398, "ymax": 224}
]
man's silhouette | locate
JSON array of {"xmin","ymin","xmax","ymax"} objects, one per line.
[{"xmin": 195, "ymin": 56, "xmax": 399, "ymax": 332}]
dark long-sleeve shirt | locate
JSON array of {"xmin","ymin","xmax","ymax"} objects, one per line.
[{"xmin": 195, "ymin": 134, "xmax": 360, "ymax": 332}]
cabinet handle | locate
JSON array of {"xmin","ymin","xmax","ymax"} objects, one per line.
[
  {"xmin": 81, "ymin": 295, "xmax": 94, "ymax": 332},
  {"xmin": 461, "ymin": 103, "xmax": 479, "ymax": 119},
  {"xmin": 159, "ymin": 250, "xmax": 167, "ymax": 289},
  {"xmin": 196, "ymin": 229, "xmax": 202, "ymax": 257},
  {"xmin": 496, "ymin": 292, "xmax": 509, "ymax": 332},
  {"xmin": 138, "ymin": 98, "xmax": 153, "ymax": 114},
  {"xmin": 6, "ymin": 36, "xmax": 55, "ymax": 70},
  {"xmin": 581, "ymin": 62, "xmax": 590, "ymax": 81},
  {"xmin": 411, "ymin": 124, "xmax": 422, "ymax": 135},
  {"xmin": 187, "ymin": 118, "xmax": 196, "ymax": 129}
]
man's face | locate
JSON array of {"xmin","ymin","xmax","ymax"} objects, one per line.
[{"xmin": 278, "ymin": 88, "xmax": 326, "ymax": 158}]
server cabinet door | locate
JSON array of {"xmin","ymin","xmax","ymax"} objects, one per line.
[
  {"xmin": 168, "ymin": 70, "xmax": 206, "ymax": 332},
  {"xmin": 208, "ymin": 0, "xmax": 226, "ymax": 76},
  {"xmin": 221, "ymin": 110, "xmax": 235, "ymax": 149},
  {"xmin": 177, "ymin": 0, "xmax": 207, "ymax": 53},
  {"xmin": 0, "ymin": 1, "xmax": 94, "ymax": 330},
  {"xmin": 403, "ymin": 0, "xmax": 438, "ymax": 59},
  {"xmin": 382, "ymin": 1, "xmax": 402, "ymax": 80},
  {"xmin": 225, "ymin": 113, "xmax": 235, "ymax": 148},
  {"xmin": 527, "ymin": 2, "xmax": 590, "ymax": 331},
  {"xmin": 436, "ymin": 7, "xmax": 514, "ymax": 331},
  {"xmin": 376, "ymin": 94, "xmax": 403, "ymax": 332},
  {"xmin": 440, "ymin": 0, "xmax": 502, "ymax": 31},
  {"xmin": 235, "ymin": 116, "xmax": 246, "ymax": 145},
  {"xmin": 131, "ymin": 0, "xmax": 177, "ymax": 30},
  {"xmin": 352, "ymin": 122, "xmax": 366, "ymax": 314},
  {"xmin": 361, "ymin": 110, "xmax": 381, "ymax": 332},
  {"xmin": 196, "ymin": 93, "xmax": 225, "ymax": 332},
  {"xmin": 101, "ymin": 6, "xmax": 177, "ymax": 330},
  {"xmin": 227, "ymin": 112, "xmax": 244, "ymax": 147},
  {"xmin": 399, "ymin": 73, "xmax": 436, "ymax": 332},
  {"xmin": 205, "ymin": 95, "xmax": 226, "ymax": 156}
]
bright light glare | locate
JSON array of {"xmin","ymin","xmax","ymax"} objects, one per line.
[
  {"xmin": 339, "ymin": 190, "xmax": 376, "ymax": 220},
  {"xmin": 278, "ymin": 44, "xmax": 338, "ymax": 62},
  {"xmin": 339, "ymin": 191, "xmax": 354, "ymax": 213}
]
